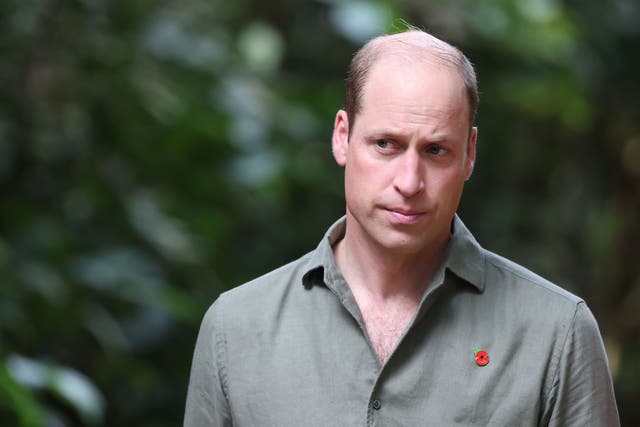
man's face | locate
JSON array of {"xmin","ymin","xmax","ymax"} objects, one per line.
[{"xmin": 332, "ymin": 57, "xmax": 477, "ymax": 255}]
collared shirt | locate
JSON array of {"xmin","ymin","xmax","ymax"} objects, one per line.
[{"xmin": 184, "ymin": 216, "xmax": 619, "ymax": 426}]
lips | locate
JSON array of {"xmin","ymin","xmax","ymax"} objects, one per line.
[{"xmin": 385, "ymin": 208, "xmax": 426, "ymax": 224}]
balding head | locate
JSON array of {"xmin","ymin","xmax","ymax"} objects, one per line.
[{"xmin": 344, "ymin": 30, "xmax": 479, "ymax": 134}]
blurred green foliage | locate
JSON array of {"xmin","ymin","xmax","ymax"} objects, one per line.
[{"xmin": 1, "ymin": 0, "xmax": 639, "ymax": 425}]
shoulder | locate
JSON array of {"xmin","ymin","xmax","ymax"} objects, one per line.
[
  {"xmin": 481, "ymin": 248, "xmax": 583, "ymax": 306},
  {"xmin": 201, "ymin": 251, "xmax": 316, "ymax": 331},
  {"xmin": 469, "ymin": 247, "xmax": 591, "ymax": 340},
  {"xmin": 220, "ymin": 250, "xmax": 314, "ymax": 303},
  {"xmin": 449, "ymin": 216, "xmax": 582, "ymax": 310}
]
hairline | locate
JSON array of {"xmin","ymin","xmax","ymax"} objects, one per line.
[{"xmin": 344, "ymin": 30, "xmax": 479, "ymax": 136}]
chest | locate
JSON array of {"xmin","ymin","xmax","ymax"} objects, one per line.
[
  {"xmin": 222, "ymin": 290, "xmax": 550, "ymax": 427},
  {"xmin": 360, "ymin": 302, "xmax": 418, "ymax": 364}
]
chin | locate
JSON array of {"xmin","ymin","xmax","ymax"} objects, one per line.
[
  {"xmin": 374, "ymin": 232, "xmax": 427, "ymax": 253},
  {"xmin": 381, "ymin": 219, "xmax": 451, "ymax": 252}
]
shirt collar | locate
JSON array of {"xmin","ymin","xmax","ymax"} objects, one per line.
[
  {"xmin": 301, "ymin": 215, "xmax": 486, "ymax": 292},
  {"xmin": 301, "ymin": 217, "xmax": 346, "ymax": 289},
  {"xmin": 446, "ymin": 215, "xmax": 486, "ymax": 292}
]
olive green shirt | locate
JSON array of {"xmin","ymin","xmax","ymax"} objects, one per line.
[{"xmin": 184, "ymin": 216, "xmax": 619, "ymax": 426}]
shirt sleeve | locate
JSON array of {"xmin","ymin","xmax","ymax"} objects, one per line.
[
  {"xmin": 184, "ymin": 298, "xmax": 232, "ymax": 427},
  {"xmin": 543, "ymin": 301, "xmax": 619, "ymax": 427}
]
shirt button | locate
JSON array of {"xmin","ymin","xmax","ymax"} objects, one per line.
[{"xmin": 372, "ymin": 399, "xmax": 382, "ymax": 410}]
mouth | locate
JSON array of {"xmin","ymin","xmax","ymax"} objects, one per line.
[{"xmin": 385, "ymin": 208, "xmax": 426, "ymax": 224}]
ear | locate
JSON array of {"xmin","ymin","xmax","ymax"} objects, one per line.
[
  {"xmin": 464, "ymin": 126, "xmax": 477, "ymax": 181},
  {"xmin": 332, "ymin": 109, "xmax": 349, "ymax": 167}
]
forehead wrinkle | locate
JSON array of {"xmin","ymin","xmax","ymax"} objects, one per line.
[
  {"xmin": 373, "ymin": 104, "xmax": 460, "ymax": 124},
  {"xmin": 363, "ymin": 108, "xmax": 459, "ymax": 140}
]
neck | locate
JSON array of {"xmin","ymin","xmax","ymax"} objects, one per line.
[{"xmin": 333, "ymin": 219, "xmax": 449, "ymax": 302}]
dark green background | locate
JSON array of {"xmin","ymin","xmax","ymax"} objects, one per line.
[{"xmin": 1, "ymin": 0, "xmax": 639, "ymax": 425}]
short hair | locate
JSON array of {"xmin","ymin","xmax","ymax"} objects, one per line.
[{"xmin": 344, "ymin": 30, "xmax": 479, "ymax": 133}]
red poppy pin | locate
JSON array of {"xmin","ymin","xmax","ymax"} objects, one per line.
[{"xmin": 473, "ymin": 347, "xmax": 489, "ymax": 366}]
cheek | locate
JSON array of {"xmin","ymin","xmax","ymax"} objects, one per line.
[
  {"xmin": 429, "ymin": 172, "xmax": 467, "ymax": 200},
  {"xmin": 344, "ymin": 160, "xmax": 386, "ymax": 206},
  {"xmin": 345, "ymin": 167, "xmax": 368, "ymax": 192},
  {"xmin": 343, "ymin": 165, "xmax": 362, "ymax": 202},
  {"xmin": 346, "ymin": 154, "xmax": 382, "ymax": 186}
]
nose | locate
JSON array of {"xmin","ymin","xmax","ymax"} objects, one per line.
[{"xmin": 393, "ymin": 151, "xmax": 425, "ymax": 198}]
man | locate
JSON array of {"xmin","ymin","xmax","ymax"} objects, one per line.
[{"xmin": 185, "ymin": 30, "xmax": 619, "ymax": 426}]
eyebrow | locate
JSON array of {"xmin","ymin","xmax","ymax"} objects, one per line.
[{"xmin": 364, "ymin": 130, "xmax": 451, "ymax": 143}]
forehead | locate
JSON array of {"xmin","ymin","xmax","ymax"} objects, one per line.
[{"xmin": 359, "ymin": 56, "xmax": 468, "ymax": 121}]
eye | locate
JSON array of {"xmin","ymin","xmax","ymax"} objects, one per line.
[
  {"xmin": 426, "ymin": 144, "xmax": 443, "ymax": 155},
  {"xmin": 376, "ymin": 140, "xmax": 391, "ymax": 149}
]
